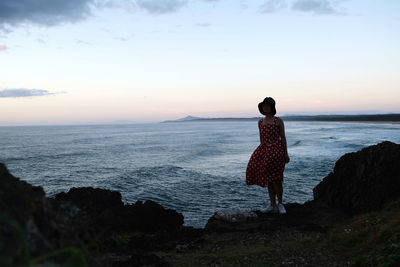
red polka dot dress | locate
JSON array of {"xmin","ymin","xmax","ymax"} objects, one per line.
[{"xmin": 246, "ymin": 117, "xmax": 286, "ymax": 187}]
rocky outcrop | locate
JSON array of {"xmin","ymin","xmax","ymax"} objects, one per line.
[
  {"xmin": 313, "ymin": 141, "xmax": 400, "ymax": 215},
  {"xmin": 205, "ymin": 200, "xmax": 348, "ymax": 233},
  {"xmin": 0, "ymin": 163, "xmax": 59, "ymax": 259},
  {"xmin": 54, "ymin": 187, "xmax": 184, "ymax": 233},
  {"xmin": 0, "ymin": 164, "xmax": 198, "ymax": 266}
]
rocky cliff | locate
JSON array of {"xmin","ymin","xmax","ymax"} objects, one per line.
[
  {"xmin": 0, "ymin": 163, "xmax": 200, "ymax": 266},
  {"xmin": 313, "ymin": 141, "xmax": 400, "ymax": 215}
]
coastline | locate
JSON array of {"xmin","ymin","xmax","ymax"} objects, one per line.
[
  {"xmin": 1, "ymin": 141, "xmax": 400, "ymax": 266},
  {"xmin": 326, "ymin": 120, "xmax": 400, "ymax": 125},
  {"xmin": 162, "ymin": 114, "xmax": 400, "ymax": 124}
]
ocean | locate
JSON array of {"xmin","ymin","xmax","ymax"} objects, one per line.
[{"xmin": 1, "ymin": 120, "xmax": 399, "ymax": 228}]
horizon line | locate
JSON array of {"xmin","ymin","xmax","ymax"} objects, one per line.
[{"xmin": 1, "ymin": 112, "xmax": 400, "ymax": 127}]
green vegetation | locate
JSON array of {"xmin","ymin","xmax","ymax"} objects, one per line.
[
  {"xmin": 155, "ymin": 231, "xmax": 331, "ymax": 266},
  {"xmin": 325, "ymin": 199, "xmax": 400, "ymax": 267},
  {"xmin": 109, "ymin": 231, "xmax": 144, "ymax": 250},
  {"xmin": 157, "ymin": 242, "xmax": 278, "ymax": 267},
  {"xmin": 0, "ymin": 214, "xmax": 88, "ymax": 267},
  {"xmin": 155, "ymin": 199, "xmax": 400, "ymax": 266}
]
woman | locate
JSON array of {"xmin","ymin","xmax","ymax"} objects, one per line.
[{"xmin": 246, "ymin": 97, "xmax": 290, "ymax": 214}]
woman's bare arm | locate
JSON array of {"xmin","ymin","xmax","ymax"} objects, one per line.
[
  {"xmin": 278, "ymin": 117, "xmax": 290, "ymax": 162},
  {"xmin": 259, "ymin": 120, "xmax": 263, "ymax": 144}
]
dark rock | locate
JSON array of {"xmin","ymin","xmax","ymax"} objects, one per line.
[
  {"xmin": 0, "ymin": 163, "xmax": 189, "ymax": 266},
  {"xmin": 0, "ymin": 163, "xmax": 57, "ymax": 259},
  {"xmin": 0, "ymin": 163, "xmax": 46, "ymax": 226},
  {"xmin": 205, "ymin": 202, "xmax": 347, "ymax": 233},
  {"xmin": 54, "ymin": 188, "xmax": 184, "ymax": 233},
  {"xmin": 125, "ymin": 200, "xmax": 184, "ymax": 232},
  {"xmin": 55, "ymin": 187, "xmax": 123, "ymax": 211},
  {"xmin": 313, "ymin": 141, "xmax": 400, "ymax": 215}
]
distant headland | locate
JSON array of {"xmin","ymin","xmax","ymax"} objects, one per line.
[{"xmin": 162, "ymin": 114, "xmax": 400, "ymax": 123}]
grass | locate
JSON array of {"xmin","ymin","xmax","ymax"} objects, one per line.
[
  {"xmin": 0, "ymin": 213, "xmax": 89, "ymax": 267},
  {"xmin": 156, "ymin": 199, "xmax": 400, "ymax": 267},
  {"xmin": 155, "ymin": 231, "xmax": 327, "ymax": 266},
  {"xmin": 156, "ymin": 242, "xmax": 279, "ymax": 267},
  {"xmin": 322, "ymin": 199, "xmax": 400, "ymax": 266}
]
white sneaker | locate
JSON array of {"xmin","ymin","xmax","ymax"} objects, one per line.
[
  {"xmin": 261, "ymin": 204, "xmax": 278, "ymax": 213},
  {"xmin": 278, "ymin": 203, "xmax": 286, "ymax": 214}
]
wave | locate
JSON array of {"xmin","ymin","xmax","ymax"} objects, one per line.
[
  {"xmin": 290, "ymin": 140, "xmax": 301, "ymax": 147},
  {"xmin": 343, "ymin": 143, "xmax": 366, "ymax": 150},
  {"xmin": 2, "ymin": 151, "xmax": 92, "ymax": 162}
]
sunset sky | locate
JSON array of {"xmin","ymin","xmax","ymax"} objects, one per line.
[{"xmin": 1, "ymin": 0, "xmax": 399, "ymax": 125}]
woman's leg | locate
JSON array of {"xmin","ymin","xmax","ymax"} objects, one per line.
[
  {"xmin": 272, "ymin": 181, "xmax": 283, "ymax": 204},
  {"xmin": 267, "ymin": 183, "xmax": 277, "ymax": 207}
]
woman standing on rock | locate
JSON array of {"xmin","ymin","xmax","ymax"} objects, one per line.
[{"xmin": 246, "ymin": 97, "xmax": 290, "ymax": 214}]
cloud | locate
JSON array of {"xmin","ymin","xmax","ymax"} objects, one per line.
[
  {"xmin": 259, "ymin": 0, "xmax": 287, "ymax": 13},
  {"xmin": 291, "ymin": 0, "xmax": 342, "ymax": 15},
  {"xmin": 135, "ymin": 0, "xmax": 188, "ymax": 15},
  {"xmin": 0, "ymin": 43, "xmax": 6, "ymax": 51},
  {"xmin": 240, "ymin": 0, "xmax": 249, "ymax": 9},
  {"xmin": 76, "ymin": 39, "xmax": 92, "ymax": 45},
  {"xmin": 197, "ymin": 22, "xmax": 211, "ymax": 27},
  {"xmin": 0, "ymin": 0, "xmax": 224, "ymax": 30},
  {"xmin": 113, "ymin": 32, "xmax": 135, "ymax": 41},
  {"xmin": 114, "ymin": 36, "xmax": 128, "ymax": 41},
  {"xmin": 0, "ymin": 89, "xmax": 58, "ymax": 98},
  {"xmin": 113, "ymin": 33, "xmax": 135, "ymax": 41},
  {"xmin": 0, "ymin": 0, "xmax": 94, "ymax": 28},
  {"xmin": 200, "ymin": 0, "xmax": 220, "ymax": 3},
  {"xmin": 258, "ymin": 0, "xmax": 345, "ymax": 15}
]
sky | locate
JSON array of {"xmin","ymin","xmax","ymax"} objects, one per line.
[{"xmin": 0, "ymin": 0, "xmax": 399, "ymax": 125}]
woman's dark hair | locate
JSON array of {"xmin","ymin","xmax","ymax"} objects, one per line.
[{"xmin": 258, "ymin": 97, "xmax": 276, "ymax": 115}]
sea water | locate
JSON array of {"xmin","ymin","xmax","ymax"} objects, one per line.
[{"xmin": 1, "ymin": 121, "xmax": 399, "ymax": 228}]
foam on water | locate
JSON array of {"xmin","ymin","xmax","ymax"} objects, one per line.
[{"xmin": 1, "ymin": 121, "xmax": 399, "ymax": 227}]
